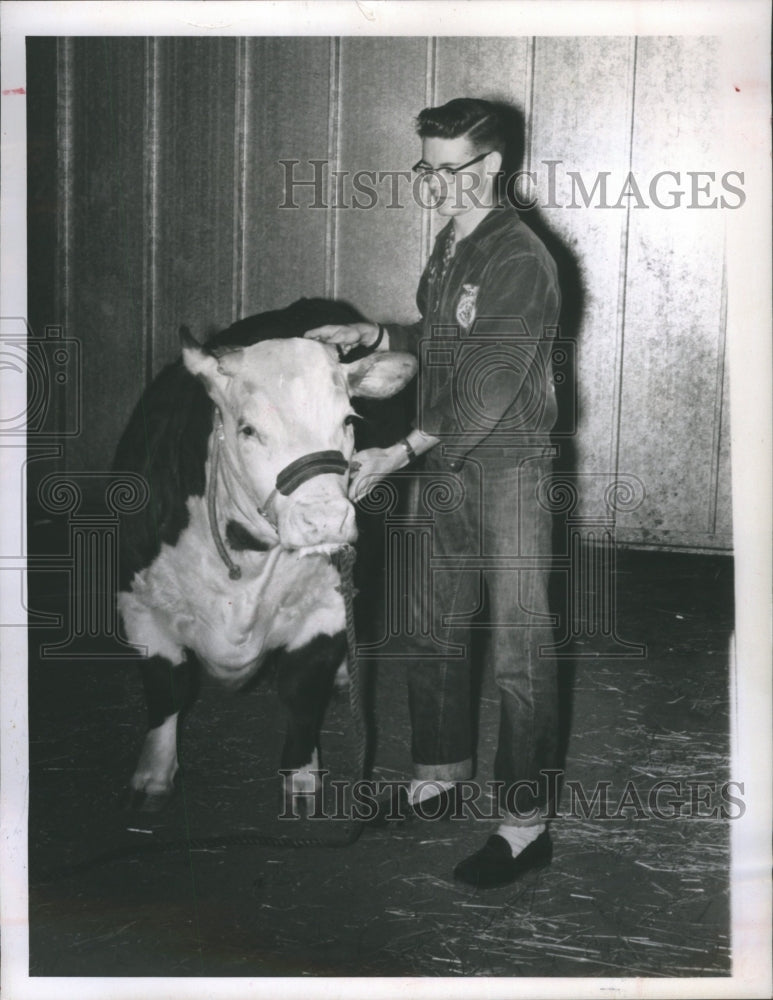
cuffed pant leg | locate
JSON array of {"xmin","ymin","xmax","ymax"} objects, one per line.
[
  {"xmin": 481, "ymin": 454, "xmax": 559, "ymax": 821},
  {"xmin": 408, "ymin": 660, "xmax": 474, "ymax": 781},
  {"xmin": 404, "ymin": 457, "xmax": 479, "ymax": 782}
]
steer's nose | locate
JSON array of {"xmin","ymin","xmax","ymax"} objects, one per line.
[{"xmin": 283, "ymin": 497, "xmax": 358, "ymax": 548}]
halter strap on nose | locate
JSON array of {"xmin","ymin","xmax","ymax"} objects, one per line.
[
  {"xmin": 256, "ymin": 450, "xmax": 348, "ymax": 534},
  {"xmin": 275, "ymin": 450, "xmax": 348, "ymax": 496}
]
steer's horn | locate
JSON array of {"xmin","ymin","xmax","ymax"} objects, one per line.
[
  {"xmin": 180, "ymin": 325, "xmax": 222, "ymax": 387},
  {"xmin": 179, "ymin": 325, "xmax": 199, "ymax": 349}
]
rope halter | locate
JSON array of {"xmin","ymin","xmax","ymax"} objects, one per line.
[{"xmin": 207, "ymin": 412, "xmax": 350, "ymax": 579}]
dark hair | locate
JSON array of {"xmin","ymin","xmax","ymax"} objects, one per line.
[{"xmin": 415, "ymin": 98, "xmax": 507, "ymax": 155}]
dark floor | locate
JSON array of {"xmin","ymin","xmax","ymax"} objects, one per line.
[{"xmin": 27, "ymin": 533, "xmax": 734, "ymax": 979}]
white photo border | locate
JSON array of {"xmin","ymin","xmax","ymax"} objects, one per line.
[{"xmin": 2, "ymin": 2, "xmax": 770, "ymax": 998}]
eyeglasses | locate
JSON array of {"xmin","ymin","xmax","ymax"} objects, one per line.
[{"xmin": 411, "ymin": 150, "xmax": 493, "ymax": 180}]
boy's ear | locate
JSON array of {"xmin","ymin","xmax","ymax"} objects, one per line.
[{"xmin": 486, "ymin": 149, "xmax": 503, "ymax": 175}]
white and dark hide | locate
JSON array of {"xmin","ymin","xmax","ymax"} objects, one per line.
[{"xmin": 113, "ymin": 299, "xmax": 416, "ymax": 811}]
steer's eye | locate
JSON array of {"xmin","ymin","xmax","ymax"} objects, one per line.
[{"xmin": 239, "ymin": 424, "xmax": 258, "ymax": 438}]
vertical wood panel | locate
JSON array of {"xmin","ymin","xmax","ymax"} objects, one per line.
[
  {"xmin": 434, "ymin": 36, "xmax": 531, "ymax": 106},
  {"xmin": 57, "ymin": 38, "xmax": 74, "ymax": 369},
  {"xmin": 325, "ymin": 37, "xmax": 342, "ymax": 300},
  {"xmin": 529, "ymin": 37, "xmax": 635, "ymax": 497},
  {"xmin": 714, "ymin": 339, "xmax": 732, "ymax": 537},
  {"xmin": 419, "ymin": 37, "xmax": 436, "ymax": 270},
  {"xmin": 231, "ymin": 37, "xmax": 249, "ymax": 321},
  {"xmin": 335, "ymin": 38, "xmax": 427, "ymax": 324},
  {"xmin": 241, "ymin": 37, "xmax": 331, "ymax": 315},
  {"xmin": 142, "ymin": 37, "xmax": 160, "ymax": 387},
  {"xmin": 25, "ymin": 38, "xmax": 65, "ymax": 501},
  {"xmin": 27, "ymin": 39, "xmax": 59, "ymax": 343},
  {"xmin": 153, "ymin": 38, "xmax": 239, "ymax": 362},
  {"xmin": 36, "ymin": 36, "xmax": 732, "ymax": 550},
  {"xmin": 67, "ymin": 37, "xmax": 148, "ymax": 474},
  {"xmin": 616, "ymin": 36, "xmax": 728, "ymax": 547}
]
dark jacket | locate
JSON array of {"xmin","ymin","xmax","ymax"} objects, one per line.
[{"xmin": 387, "ymin": 206, "xmax": 561, "ymax": 462}]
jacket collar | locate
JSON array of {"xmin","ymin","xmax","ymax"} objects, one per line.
[{"xmin": 437, "ymin": 202, "xmax": 519, "ymax": 253}]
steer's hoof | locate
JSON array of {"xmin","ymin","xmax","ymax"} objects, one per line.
[
  {"xmin": 333, "ymin": 662, "xmax": 350, "ymax": 693},
  {"xmin": 288, "ymin": 794, "xmax": 315, "ymax": 820},
  {"xmin": 127, "ymin": 786, "xmax": 174, "ymax": 814}
]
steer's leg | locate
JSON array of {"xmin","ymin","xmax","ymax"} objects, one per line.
[
  {"xmin": 130, "ymin": 653, "xmax": 201, "ymax": 812},
  {"xmin": 275, "ymin": 632, "xmax": 347, "ymax": 806},
  {"xmin": 333, "ymin": 658, "xmax": 350, "ymax": 692}
]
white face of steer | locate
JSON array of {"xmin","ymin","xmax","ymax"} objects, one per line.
[{"xmin": 182, "ymin": 337, "xmax": 416, "ymax": 549}]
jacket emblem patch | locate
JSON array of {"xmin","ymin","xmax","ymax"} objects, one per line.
[{"xmin": 455, "ymin": 284, "xmax": 479, "ymax": 329}]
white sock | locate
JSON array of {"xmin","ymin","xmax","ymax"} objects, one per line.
[
  {"xmin": 410, "ymin": 778, "xmax": 455, "ymax": 805},
  {"xmin": 496, "ymin": 822, "xmax": 545, "ymax": 857}
]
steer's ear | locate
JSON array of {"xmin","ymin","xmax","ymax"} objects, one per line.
[
  {"xmin": 344, "ymin": 352, "xmax": 418, "ymax": 399},
  {"xmin": 211, "ymin": 346, "xmax": 245, "ymax": 377},
  {"xmin": 180, "ymin": 327, "xmax": 228, "ymax": 396}
]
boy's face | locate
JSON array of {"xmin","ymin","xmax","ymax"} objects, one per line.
[{"xmin": 418, "ymin": 135, "xmax": 499, "ymax": 218}]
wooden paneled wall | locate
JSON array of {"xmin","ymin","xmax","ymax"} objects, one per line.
[{"xmin": 27, "ymin": 35, "xmax": 732, "ymax": 551}]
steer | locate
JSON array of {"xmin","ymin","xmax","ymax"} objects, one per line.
[{"xmin": 114, "ymin": 299, "xmax": 416, "ymax": 812}]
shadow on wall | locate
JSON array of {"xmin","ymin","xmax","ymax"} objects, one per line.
[
  {"xmin": 473, "ymin": 98, "xmax": 586, "ymax": 777},
  {"xmin": 487, "ymin": 98, "xmax": 585, "ymax": 475}
]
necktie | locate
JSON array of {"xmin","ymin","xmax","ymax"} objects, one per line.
[
  {"xmin": 431, "ymin": 227, "xmax": 456, "ymax": 315},
  {"xmin": 439, "ymin": 226, "xmax": 456, "ymax": 282}
]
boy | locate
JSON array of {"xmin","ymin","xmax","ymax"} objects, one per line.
[{"xmin": 306, "ymin": 98, "xmax": 560, "ymax": 888}]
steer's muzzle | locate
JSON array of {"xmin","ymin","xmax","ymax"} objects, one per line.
[{"xmin": 280, "ymin": 492, "xmax": 357, "ymax": 549}]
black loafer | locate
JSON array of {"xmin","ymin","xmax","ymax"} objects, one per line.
[{"xmin": 453, "ymin": 830, "xmax": 552, "ymax": 888}]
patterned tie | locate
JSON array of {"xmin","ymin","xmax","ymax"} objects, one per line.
[
  {"xmin": 431, "ymin": 226, "xmax": 455, "ymax": 316},
  {"xmin": 439, "ymin": 226, "xmax": 456, "ymax": 282}
]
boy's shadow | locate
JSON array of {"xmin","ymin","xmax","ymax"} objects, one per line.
[{"xmin": 467, "ymin": 99, "xmax": 585, "ymax": 787}]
